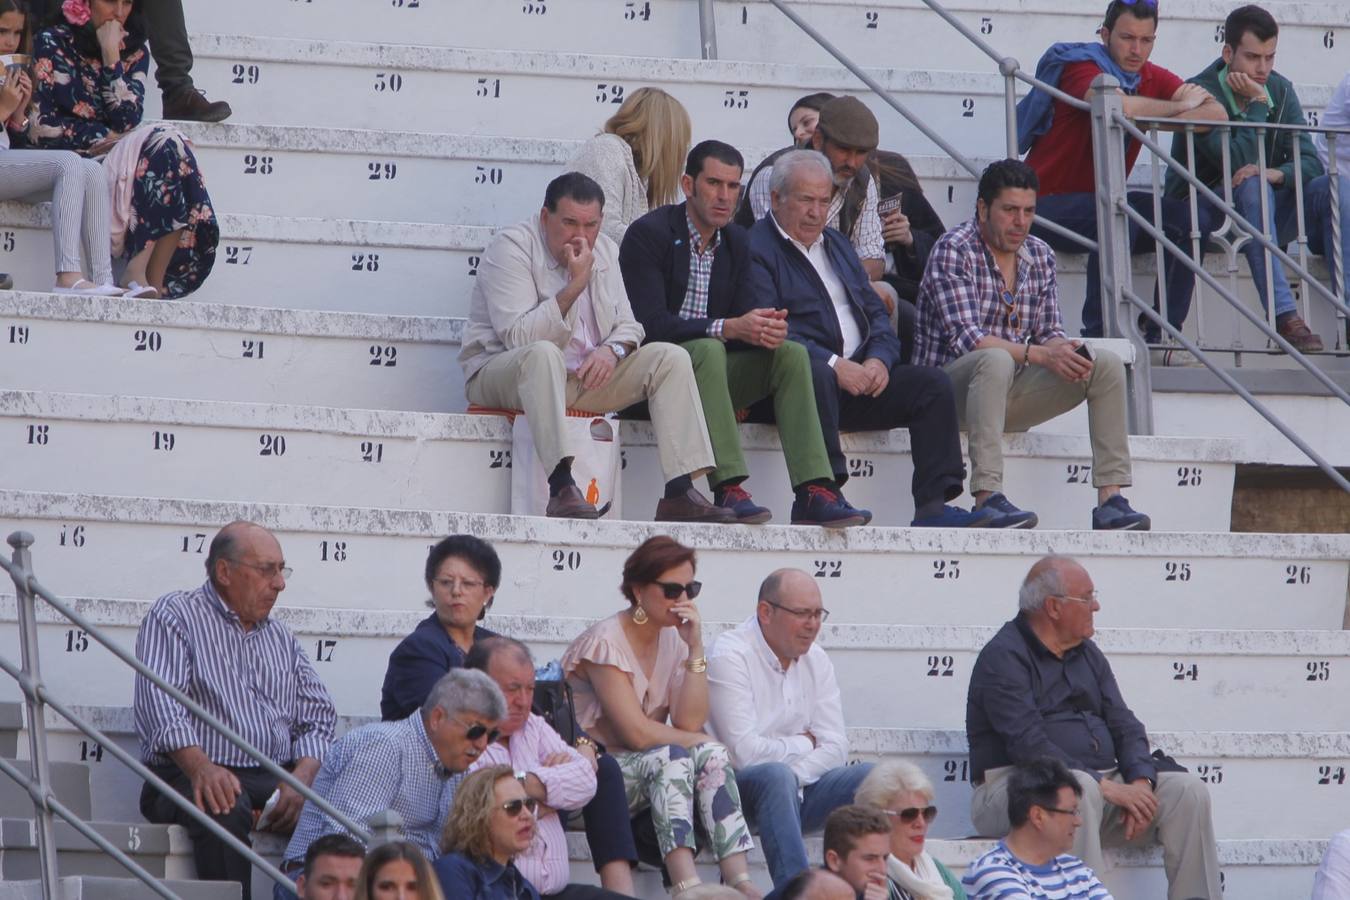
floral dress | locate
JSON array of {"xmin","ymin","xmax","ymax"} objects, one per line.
[{"xmin": 28, "ymin": 25, "xmax": 217, "ymax": 297}]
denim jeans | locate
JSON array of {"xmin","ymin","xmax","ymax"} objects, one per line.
[
  {"xmin": 736, "ymin": 761, "xmax": 873, "ymax": 888},
  {"xmin": 1305, "ymin": 173, "xmax": 1350, "ymax": 303},
  {"xmin": 1033, "ymin": 191, "xmax": 1213, "ymax": 339},
  {"xmin": 1211, "ymin": 176, "xmax": 1299, "ymax": 317}
]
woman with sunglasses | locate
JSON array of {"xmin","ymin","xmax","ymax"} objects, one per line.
[
  {"xmin": 561, "ymin": 536, "xmax": 760, "ymax": 899},
  {"xmin": 355, "ymin": 840, "xmax": 447, "ymax": 900},
  {"xmin": 855, "ymin": 761, "xmax": 966, "ymax": 899},
  {"xmin": 435, "ymin": 765, "xmax": 542, "ymax": 900}
]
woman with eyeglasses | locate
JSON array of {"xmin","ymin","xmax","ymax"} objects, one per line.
[
  {"xmin": 355, "ymin": 840, "xmax": 447, "ymax": 900},
  {"xmin": 561, "ymin": 536, "xmax": 760, "ymax": 899},
  {"xmin": 855, "ymin": 761, "xmax": 966, "ymax": 900},
  {"xmin": 434, "ymin": 765, "xmax": 542, "ymax": 900}
]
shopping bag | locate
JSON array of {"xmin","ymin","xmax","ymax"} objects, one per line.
[{"xmin": 510, "ymin": 413, "xmax": 622, "ymax": 517}]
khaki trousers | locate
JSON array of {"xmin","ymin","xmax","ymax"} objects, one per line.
[
  {"xmin": 465, "ymin": 341, "xmax": 714, "ymax": 481},
  {"xmin": 943, "ymin": 347, "xmax": 1132, "ymax": 495},
  {"xmin": 971, "ymin": 765, "xmax": 1222, "ymax": 900}
]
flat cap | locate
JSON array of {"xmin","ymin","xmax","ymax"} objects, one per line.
[{"xmin": 816, "ymin": 96, "xmax": 879, "ymax": 151}]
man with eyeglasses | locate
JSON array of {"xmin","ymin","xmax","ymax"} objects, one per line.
[
  {"xmin": 963, "ymin": 757, "xmax": 1112, "ymax": 900},
  {"xmin": 707, "ymin": 569, "xmax": 872, "ymax": 888},
  {"xmin": 276, "ymin": 669, "xmax": 506, "ymax": 898},
  {"xmin": 135, "ymin": 521, "xmax": 336, "ymax": 900},
  {"xmin": 915, "ymin": 159, "xmax": 1150, "ymax": 531},
  {"xmin": 966, "ymin": 555, "xmax": 1220, "ymax": 900}
]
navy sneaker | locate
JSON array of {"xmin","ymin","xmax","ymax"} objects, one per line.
[
  {"xmin": 980, "ymin": 492, "xmax": 1039, "ymax": 529},
  {"xmin": 834, "ymin": 489, "xmax": 874, "ymax": 526},
  {"xmin": 911, "ymin": 504, "xmax": 1000, "ymax": 528},
  {"xmin": 1092, "ymin": 494, "xmax": 1152, "ymax": 531},
  {"xmin": 714, "ymin": 484, "xmax": 773, "ymax": 524},
  {"xmin": 790, "ymin": 484, "xmax": 869, "ymax": 528}
]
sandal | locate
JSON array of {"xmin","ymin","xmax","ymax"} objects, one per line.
[
  {"xmin": 123, "ymin": 281, "xmax": 162, "ymax": 300},
  {"xmin": 53, "ymin": 279, "xmax": 127, "ymax": 297}
]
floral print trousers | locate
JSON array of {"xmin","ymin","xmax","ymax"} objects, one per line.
[{"xmin": 615, "ymin": 740, "xmax": 754, "ymax": 861}]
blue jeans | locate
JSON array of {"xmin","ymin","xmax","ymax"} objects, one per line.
[
  {"xmin": 1214, "ymin": 176, "xmax": 1299, "ymax": 317},
  {"xmin": 1033, "ymin": 191, "xmax": 1213, "ymax": 340},
  {"xmin": 736, "ymin": 761, "xmax": 873, "ymax": 888},
  {"xmin": 1306, "ymin": 173, "xmax": 1350, "ymax": 304}
]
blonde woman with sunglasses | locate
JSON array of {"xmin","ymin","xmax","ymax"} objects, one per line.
[
  {"xmin": 855, "ymin": 761, "xmax": 966, "ymax": 900},
  {"xmin": 435, "ymin": 765, "xmax": 542, "ymax": 900}
]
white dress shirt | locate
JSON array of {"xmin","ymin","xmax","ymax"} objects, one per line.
[
  {"xmin": 706, "ymin": 615, "xmax": 849, "ymax": 787},
  {"xmin": 1313, "ymin": 829, "xmax": 1350, "ymax": 899},
  {"xmin": 772, "ymin": 216, "xmax": 862, "ymax": 366}
]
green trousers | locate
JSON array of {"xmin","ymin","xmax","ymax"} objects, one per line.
[{"xmin": 682, "ymin": 338, "xmax": 833, "ymax": 490}]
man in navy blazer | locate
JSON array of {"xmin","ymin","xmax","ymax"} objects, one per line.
[
  {"xmin": 620, "ymin": 140, "xmax": 871, "ymax": 527},
  {"xmin": 747, "ymin": 149, "xmax": 992, "ymax": 528}
]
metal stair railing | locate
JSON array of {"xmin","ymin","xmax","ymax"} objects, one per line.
[{"xmin": 0, "ymin": 531, "xmax": 389, "ymax": 900}]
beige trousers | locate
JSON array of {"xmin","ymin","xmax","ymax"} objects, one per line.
[
  {"xmin": 465, "ymin": 340, "xmax": 714, "ymax": 481},
  {"xmin": 943, "ymin": 347, "xmax": 1132, "ymax": 495},
  {"xmin": 972, "ymin": 765, "xmax": 1222, "ymax": 900}
]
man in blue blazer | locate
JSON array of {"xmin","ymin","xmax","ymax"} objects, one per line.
[
  {"xmin": 747, "ymin": 149, "xmax": 992, "ymax": 527},
  {"xmin": 620, "ymin": 140, "xmax": 870, "ymax": 527}
]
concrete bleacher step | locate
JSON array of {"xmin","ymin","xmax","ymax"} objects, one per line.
[
  {"xmin": 5, "ymin": 490, "xmax": 1345, "ymax": 630},
  {"xmin": 0, "ymin": 759, "xmax": 93, "ymax": 822},
  {"xmin": 0, "ymin": 388, "xmax": 1243, "ymax": 529},
  {"xmin": 0, "ymin": 817, "xmax": 193, "ymax": 880},
  {"xmin": 0, "ymin": 876, "xmax": 239, "ymax": 900}
]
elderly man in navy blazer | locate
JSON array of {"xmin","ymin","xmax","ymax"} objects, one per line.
[
  {"xmin": 747, "ymin": 149, "xmax": 991, "ymax": 527},
  {"xmin": 619, "ymin": 140, "xmax": 870, "ymax": 527}
]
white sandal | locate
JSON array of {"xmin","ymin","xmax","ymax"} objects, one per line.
[
  {"xmin": 53, "ymin": 279, "xmax": 127, "ymax": 297},
  {"xmin": 123, "ymin": 281, "xmax": 162, "ymax": 299}
]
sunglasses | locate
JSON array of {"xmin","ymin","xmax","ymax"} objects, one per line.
[
  {"xmin": 462, "ymin": 721, "xmax": 501, "ymax": 743},
  {"xmin": 500, "ymin": 797, "xmax": 539, "ymax": 817},
  {"xmin": 655, "ymin": 580, "xmax": 702, "ymax": 600},
  {"xmin": 883, "ymin": 805, "xmax": 938, "ymax": 824},
  {"xmin": 1119, "ymin": 0, "xmax": 1158, "ymax": 7},
  {"xmin": 1000, "ymin": 290, "xmax": 1021, "ymax": 333}
]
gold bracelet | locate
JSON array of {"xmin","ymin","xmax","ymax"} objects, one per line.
[
  {"xmin": 574, "ymin": 735, "xmax": 597, "ymax": 752},
  {"xmin": 684, "ymin": 656, "xmax": 708, "ymax": 673}
]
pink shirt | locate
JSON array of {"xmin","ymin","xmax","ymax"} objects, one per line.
[
  {"xmin": 563, "ymin": 286, "xmax": 602, "ymax": 373},
  {"xmin": 472, "ymin": 713, "xmax": 597, "ymax": 895}
]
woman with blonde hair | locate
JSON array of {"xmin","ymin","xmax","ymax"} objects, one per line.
[
  {"xmin": 855, "ymin": 761, "xmax": 965, "ymax": 900},
  {"xmin": 355, "ymin": 840, "xmax": 447, "ymax": 900},
  {"xmin": 566, "ymin": 86, "xmax": 691, "ymax": 244},
  {"xmin": 434, "ymin": 765, "xmax": 541, "ymax": 900}
]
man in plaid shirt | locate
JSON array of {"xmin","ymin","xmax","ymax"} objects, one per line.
[{"xmin": 914, "ymin": 160, "xmax": 1150, "ymax": 531}]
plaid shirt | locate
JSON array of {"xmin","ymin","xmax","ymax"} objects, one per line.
[
  {"xmin": 913, "ymin": 218, "xmax": 1066, "ymax": 368},
  {"xmin": 748, "ymin": 167, "xmax": 885, "ymax": 261},
  {"xmin": 680, "ymin": 212, "xmax": 726, "ymax": 339}
]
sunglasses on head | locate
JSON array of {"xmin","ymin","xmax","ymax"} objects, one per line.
[
  {"xmin": 883, "ymin": 805, "xmax": 938, "ymax": 824},
  {"xmin": 655, "ymin": 580, "xmax": 702, "ymax": 600},
  {"xmin": 500, "ymin": 797, "xmax": 539, "ymax": 817},
  {"xmin": 1118, "ymin": 0, "xmax": 1158, "ymax": 7}
]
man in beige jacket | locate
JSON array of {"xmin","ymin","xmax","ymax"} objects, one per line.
[{"xmin": 461, "ymin": 172, "xmax": 733, "ymax": 522}]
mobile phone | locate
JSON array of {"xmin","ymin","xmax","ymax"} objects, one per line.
[
  {"xmin": 1074, "ymin": 342, "xmax": 1095, "ymax": 361},
  {"xmin": 877, "ymin": 194, "xmax": 903, "ymax": 218}
]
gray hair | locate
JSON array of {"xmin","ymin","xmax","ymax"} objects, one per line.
[
  {"xmin": 769, "ymin": 149, "xmax": 833, "ymax": 198},
  {"xmin": 421, "ymin": 668, "xmax": 506, "ymax": 721},
  {"xmin": 1018, "ymin": 555, "xmax": 1076, "ymax": 612},
  {"xmin": 855, "ymin": 760, "xmax": 934, "ymax": 809}
]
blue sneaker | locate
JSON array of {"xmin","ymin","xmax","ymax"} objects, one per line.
[
  {"xmin": 1092, "ymin": 494, "xmax": 1151, "ymax": 531},
  {"xmin": 714, "ymin": 484, "xmax": 773, "ymax": 524},
  {"xmin": 790, "ymin": 484, "xmax": 869, "ymax": 528},
  {"xmin": 835, "ymin": 489, "xmax": 874, "ymax": 526},
  {"xmin": 980, "ymin": 492, "xmax": 1039, "ymax": 529},
  {"xmin": 911, "ymin": 504, "xmax": 1000, "ymax": 528}
]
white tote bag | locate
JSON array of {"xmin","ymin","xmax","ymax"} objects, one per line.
[{"xmin": 510, "ymin": 414, "xmax": 623, "ymax": 517}]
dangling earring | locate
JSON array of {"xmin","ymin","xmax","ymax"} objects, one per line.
[{"xmin": 631, "ymin": 605, "xmax": 649, "ymax": 625}]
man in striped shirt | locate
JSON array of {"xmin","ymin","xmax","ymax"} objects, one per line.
[
  {"xmin": 135, "ymin": 522, "xmax": 337, "ymax": 900},
  {"xmin": 963, "ymin": 758, "xmax": 1113, "ymax": 900}
]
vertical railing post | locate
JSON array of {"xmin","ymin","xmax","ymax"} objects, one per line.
[
  {"xmin": 1088, "ymin": 74, "xmax": 1153, "ymax": 434},
  {"xmin": 698, "ymin": 0, "xmax": 718, "ymax": 59},
  {"xmin": 366, "ymin": 810, "xmax": 405, "ymax": 848},
  {"xmin": 7, "ymin": 532, "xmax": 59, "ymax": 900},
  {"xmin": 1000, "ymin": 57, "xmax": 1020, "ymax": 159},
  {"xmin": 1328, "ymin": 135, "xmax": 1344, "ymax": 349}
]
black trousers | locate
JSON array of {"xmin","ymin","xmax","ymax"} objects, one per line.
[
  {"xmin": 35, "ymin": 0, "xmax": 194, "ymax": 95},
  {"xmin": 581, "ymin": 754, "xmax": 639, "ymax": 869},
  {"xmin": 141, "ymin": 763, "xmax": 279, "ymax": 900},
  {"xmin": 808, "ymin": 356, "xmax": 966, "ymax": 507}
]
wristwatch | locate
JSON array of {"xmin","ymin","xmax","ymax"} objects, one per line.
[
  {"xmin": 514, "ymin": 769, "xmax": 528, "ymax": 785},
  {"xmin": 607, "ymin": 342, "xmax": 629, "ymax": 361}
]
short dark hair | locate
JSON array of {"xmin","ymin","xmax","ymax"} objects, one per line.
[
  {"xmin": 977, "ymin": 158, "xmax": 1039, "ymax": 207},
  {"xmin": 424, "ymin": 534, "xmax": 502, "ymax": 617},
  {"xmin": 464, "ymin": 635, "xmax": 534, "ymax": 673},
  {"xmin": 822, "ymin": 805, "xmax": 890, "ymax": 861},
  {"xmin": 1007, "ymin": 757, "xmax": 1083, "ymax": 828},
  {"xmin": 544, "ymin": 171, "xmax": 606, "ymax": 212},
  {"xmin": 685, "ymin": 140, "xmax": 744, "ymax": 179},
  {"xmin": 1223, "ymin": 4, "xmax": 1278, "ymax": 49},
  {"xmin": 302, "ymin": 833, "xmax": 364, "ymax": 879},
  {"xmin": 790, "ymin": 92, "xmax": 837, "ymax": 124},
  {"xmin": 1103, "ymin": 0, "xmax": 1158, "ymax": 31},
  {"xmin": 779, "ymin": 868, "xmax": 830, "ymax": 900},
  {"xmin": 619, "ymin": 536, "xmax": 696, "ymax": 605}
]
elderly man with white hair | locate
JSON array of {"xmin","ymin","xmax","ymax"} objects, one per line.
[
  {"xmin": 745, "ymin": 149, "xmax": 990, "ymax": 528},
  {"xmin": 854, "ymin": 761, "xmax": 965, "ymax": 899}
]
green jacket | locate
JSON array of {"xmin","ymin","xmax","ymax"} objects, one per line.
[{"xmin": 1165, "ymin": 57, "xmax": 1324, "ymax": 213}]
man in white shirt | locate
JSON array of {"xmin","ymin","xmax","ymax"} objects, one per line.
[{"xmin": 707, "ymin": 568, "xmax": 873, "ymax": 888}]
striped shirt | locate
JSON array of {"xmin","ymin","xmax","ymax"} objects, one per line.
[
  {"xmin": 680, "ymin": 212, "xmax": 725, "ymax": 339},
  {"xmin": 474, "ymin": 714, "xmax": 597, "ymax": 894},
  {"xmin": 963, "ymin": 842, "xmax": 1113, "ymax": 900},
  {"xmin": 133, "ymin": 580, "xmax": 335, "ymax": 768},
  {"xmin": 748, "ymin": 165, "xmax": 886, "ymax": 261},
  {"xmin": 283, "ymin": 713, "xmax": 463, "ymax": 864}
]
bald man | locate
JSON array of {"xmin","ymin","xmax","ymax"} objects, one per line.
[
  {"xmin": 965, "ymin": 554, "xmax": 1219, "ymax": 900},
  {"xmin": 779, "ymin": 869, "xmax": 855, "ymax": 900},
  {"xmin": 707, "ymin": 569, "xmax": 872, "ymax": 888},
  {"xmin": 135, "ymin": 522, "xmax": 336, "ymax": 900}
]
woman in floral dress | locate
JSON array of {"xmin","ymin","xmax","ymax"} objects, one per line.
[{"xmin": 29, "ymin": 0, "xmax": 216, "ymax": 298}]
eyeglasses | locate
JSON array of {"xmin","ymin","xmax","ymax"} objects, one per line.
[
  {"xmin": 499, "ymin": 797, "xmax": 539, "ymax": 817},
  {"xmin": 228, "ymin": 559, "xmax": 292, "ymax": 580},
  {"xmin": 1041, "ymin": 805, "xmax": 1082, "ymax": 818},
  {"xmin": 459, "ymin": 720, "xmax": 501, "ymax": 744},
  {"xmin": 882, "ymin": 806, "xmax": 938, "ymax": 824},
  {"xmin": 654, "ymin": 580, "xmax": 702, "ymax": 600},
  {"xmin": 764, "ymin": 599, "xmax": 831, "ymax": 623},
  {"xmin": 1053, "ymin": 591, "xmax": 1100, "ymax": 607},
  {"xmin": 434, "ymin": 577, "xmax": 486, "ymax": 592},
  {"xmin": 1000, "ymin": 290, "xmax": 1021, "ymax": 333}
]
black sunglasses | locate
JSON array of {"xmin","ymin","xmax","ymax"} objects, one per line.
[
  {"xmin": 463, "ymin": 722, "xmax": 501, "ymax": 743},
  {"xmin": 500, "ymin": 797, "xmax": 539, "ymax": 817},
  {"xmin": 883, "ymin": 805, "xmax": 938, "ymax": 824},
  {"xmin": 655, "ymin": 580, "xmax": 702, "ymax": 600}
]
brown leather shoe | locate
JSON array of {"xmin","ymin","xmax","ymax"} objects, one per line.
[
  {"xmin": 162, "ymin": 88, "xmax": 233, "ymax": 123},
  {"xmin": 654, "ymin": 488, "xmax": 738, "ymax": 524},
  {"xmin": 1276, "ymin": 313, "xmax": 1324, "ymax": 353},
  {"xmin": 545, "ymin": 484, "xmax": 599, "ymax": 519}
]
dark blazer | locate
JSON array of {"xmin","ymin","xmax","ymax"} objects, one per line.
[
  {"xmin": 746, "ymin": 214, "xmax": 901, "ymax": 370},
  {"xmin": 618, "ymin": 201, "xmax": 755, "ymax": 344},
  {"xmin": 379, "ymin": 614, "xmax": 498, "ymax": 721}
]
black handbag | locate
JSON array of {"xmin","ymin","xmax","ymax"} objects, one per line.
[{"xmin": 532, "ymin": 678, "xmax": 581, "ymax": 746}]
